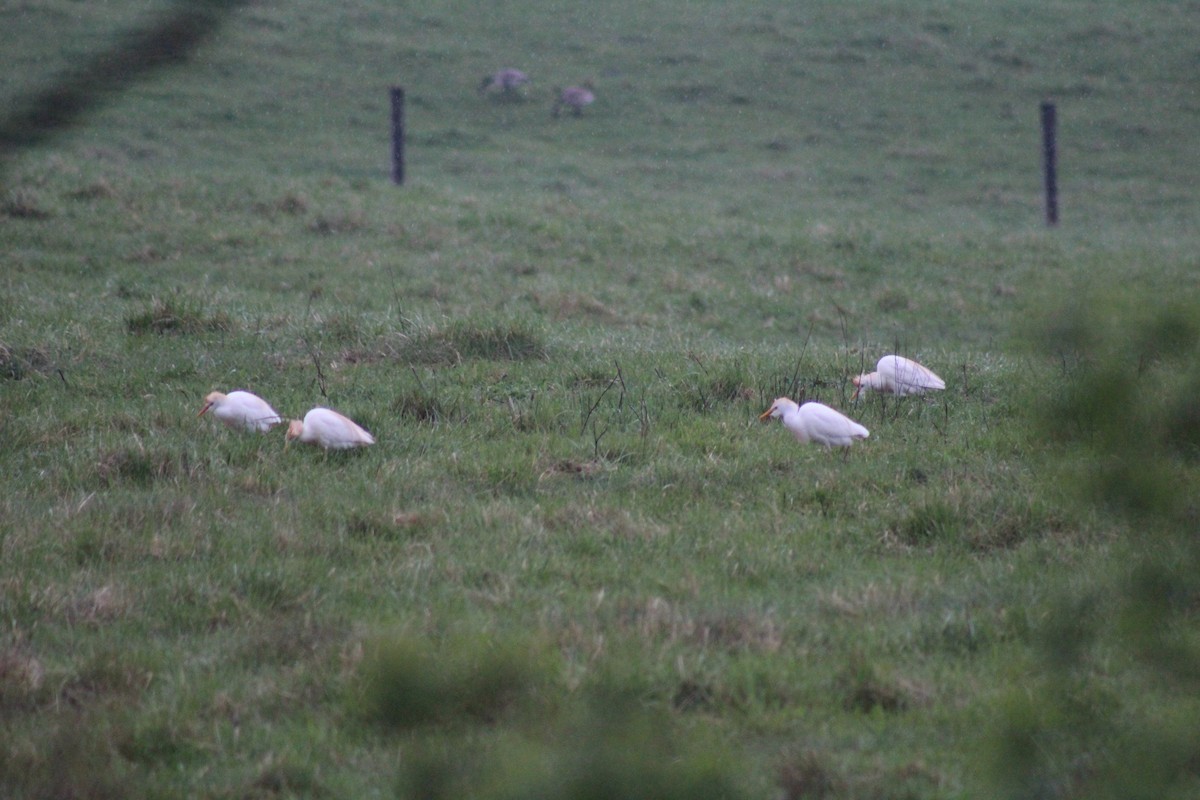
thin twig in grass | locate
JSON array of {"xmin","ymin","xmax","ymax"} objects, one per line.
[
  {"xmin": 940, "ymin": 389, "xmax": 950, "ymax": 440},
  {"xmin": 590, "ymin": 420, "xmax": 609, "ymax": 461},
  {"xmin": 300, "ymin": 289, "xmax": 329, "ymax": 398},
  {"xmin": 614, "ymin": 360, "xmax": 627, "ymax": 411},
  {"xmin": 580, "ymin": 372, "xmax": 619, "ymax": 437},
  {"xmin": 409, "ymin": 365, "xmax": 427, "ymax": 393},
  {"xmin": 787, "ymin": 322, "xmax": 815, "ymax": 401},
  {"xmin": 852, "ymin": 347, "xmax": 868, "ymax": 407},
  {"xmin": 385, "ymin": 263, "xmax": 408, "ymax": 331},
  {"xmin": 301, "ymin": 334, "xmax": 328, "ymax": 399},
  {"xmin": 687, "ymin": 352, "xmax": 711, "ymax": 410},
  {"xmin": 886, "ymin": 336, "xmax": 908, "ymax": 423},
  {"xmin": 835, "ymin": 303, "xmax": 849, "ymax": 348}
]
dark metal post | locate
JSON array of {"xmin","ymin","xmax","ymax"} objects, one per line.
[
  {"xmin": 390, "ymin": 86, "xmax": 405, "ymax": 185},
  {"xmin": 1040, "ymin": 101, "xmax": 1058, "ymax": 226}
]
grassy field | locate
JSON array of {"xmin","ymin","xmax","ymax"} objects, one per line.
[{"xmin": 3, "ymin": 1, "xmax": 1200, "ymax": 798}]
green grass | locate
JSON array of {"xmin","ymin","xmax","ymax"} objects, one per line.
[{"xmin": 3, "ymin": 0, "xmax": 1200, "ymax": 797}]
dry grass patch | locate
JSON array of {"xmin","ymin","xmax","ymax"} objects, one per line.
[
  {"xmin": 835, "ymin": 656, "xmax": 931, "ymax": 714},
  {"xmin": 543, "ymin": 503, "xmax": 665, "ymax": 541},
  {"xmin": 94, "ymin": 447, "xmax": 196, "ymax": 487},
  {"xmin": 67, "ymin": 178, "xmax": 118, "ymax": 201},
  {"xmin": 0, "ymin": 188, "xmax": 53, "ymax": 219},
  {"xmin": 69, "ymin": 584, "xmax": 132, "ymax": 626},
  {"xmin": 777, "ymin": 750, "xmax": 839, "ymax": 800},
  {"xmin": 625, "ymin": 596, "xmax": 785, "ymax": 654},
  {"xmin": 884, "ymin": 485, "xmax": 1068, "ymax": 553},
  {"xmin": 0, "ymin": 645, "xmax": 47, "ymax": 712},
  {"xmin": 396, "ymin": 319, "xmax": 548, "ymax": 365},
  {"xmin": 0, "ymin": 342, "xmax": 53, "ymax": 380},
  {"xmin": 125, "ymin": 294, "xmax": 233, "ymax": 336},
  {"xmin": 817, "ymin": 582, "xmax": 924, "ymax": 620},
  {"xmin": 253, "ymin": 190, "xmax": 309, "ymax": 218},
  {"xmin": 533, "ymin": 290, "xmax": 623, "ymax": 322},
  {"xmin": 0, "ymin": 712, "xmax": 132, "ymax": 800},
  {"xmin": 307, "ymin": 209, "xmax": 366, "ymax": 234},
  {"xmin": 537, "ymin": 458, "xmax": 606, "ymax": 481},
  {"xmin": 392, "ymin": 386, "xmax": 451, "ymax": 422}
]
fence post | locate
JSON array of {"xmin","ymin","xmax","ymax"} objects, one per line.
[
  {"xmin": 1040, "ymin": 101, "xmax": 1058, "ymax": 226},
  {"xmin": 390, "ymin": 86, "xmax": 405, "ymax": 185}
]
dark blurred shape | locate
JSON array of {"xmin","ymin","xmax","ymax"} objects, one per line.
[{"xmin": 0, "ymin": 1, "xmax": 245, "ymax": 169}]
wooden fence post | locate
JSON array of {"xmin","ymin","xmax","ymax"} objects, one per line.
[
  {"xmin": 390, "ymin": 86, "xmax": 405, "ymax": 185},
  {"xmin": 1041, "ymin": 101, "xmax": 1058, "ymax": 226}
]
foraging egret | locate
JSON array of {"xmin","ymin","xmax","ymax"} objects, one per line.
[
  {"xmin": 553, "ymin": 83, "xmax": 595, "ymax": 117},
  {"xmin": 198, "ymin": 390, "xmax": 282, "ymax": 432},
  {"xmin": 852, "ymin": 355, "xmax": 945, "ymax": 399},
  {"xmin": 759, "ymin": 398, "xmax": 869, "ymax": 449},
  {"xmin": 286, "ymin": 407, "xmax": 375, "ymax": 450}
]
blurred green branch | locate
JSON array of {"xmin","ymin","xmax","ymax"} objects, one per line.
[{"xmin": 990, "ymin": 292, "xmax": 1200, "ymax": 799}]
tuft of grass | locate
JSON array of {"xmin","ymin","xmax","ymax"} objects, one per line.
[
  {"xmin": 243, "ymin": 758, "xmax": 329, "ymax": 799},
  {"xmin": 0, "ymin": 343, "xmax": 53, "ymax": 380},
  {"xmin": 360, "ymin": 633, "xmax": 551, "ymax": 731},
  {"xmin": 68, "ymin": 178, "xmax": 119, "ymax": 201},
  {"xmin": 392, "ymin": 385, "xmax": 449, "ymax": 423},
  {"xmin": 494, "ymin": 688, "xmax": 749, "ymax": 800},
  {"xmin": 892, "ymin": 500, "xmax": 960, "ymax": 547},
  {"xmin": 777, "ymin": 750, "xmax": 839, "ymax": 800},
  {"xmin": 0, "ymin": 645, "xmax": 47, "ymax": 713},
  {"xmin": 307, "ymin": 210, "xmax": 366, "ymax": 235},
  {"xmin": 836, "ymin": 656, "xmax": 922, "ymax": 714},
  {"xmin": 94, "ymin": 447, "xmax": 195, "ymax": 488},
  {"xmin": 0, "ymin": 712, "xmax": 131, "ymax": 800},
  {"xmin": 398, "ymin": 319, "xmax": 548, "ymax": 365},
  {"xmin": 125, "ymin": 294, "xmax": 233, "ymax": 336},
  {"xmin": 0, "ymin": 189, "xmax": 53, "ymax": 219}
]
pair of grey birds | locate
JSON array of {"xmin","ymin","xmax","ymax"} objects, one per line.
[{"xmin": 479, "ymin": 68, "xmax": 595, "ymax": 117}]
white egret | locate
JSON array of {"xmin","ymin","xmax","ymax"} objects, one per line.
[
  {"xmin": 759, "ymin": 398, "xmax": 869, "ymax": 449},
  {"xmin": 286, "ymin": 407, "xmax": 375, "ymax": 450},
  {"xmin": 852, "ymin": 355, "xmax": 945, "ymax": 399},
  {"xmin": 198, "ymin": 390, "xmax": 282, "ymax": 432}
]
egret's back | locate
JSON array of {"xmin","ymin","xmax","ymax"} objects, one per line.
[{"xmin": 798, "ymin": 402, "xmax": 869, "ymax": 448}]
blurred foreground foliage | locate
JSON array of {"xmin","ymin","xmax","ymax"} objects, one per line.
[
  {"xmin": 989, "ymin": 292, "xmax": 1200, "ymax": 799},
  {"xmin": 359, "ymin": 633, "xmax": 747, "ymax": 800}
]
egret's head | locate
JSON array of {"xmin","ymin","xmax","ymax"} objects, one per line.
[
  {"xmin": 285, "ymin": 420, "xmax": 304, "ymax": 444},
  {"xmin": 198, "ymin": 391, "xmax": 225, "ymax": 417},
  {"xmin": 759, "ymin": 398, "xmax": 792, "ymax": 422}
]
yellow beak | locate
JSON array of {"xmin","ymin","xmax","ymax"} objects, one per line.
[{"xmin": 758, "ymin": 408, "xmax": 774, "ymax": 422}]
